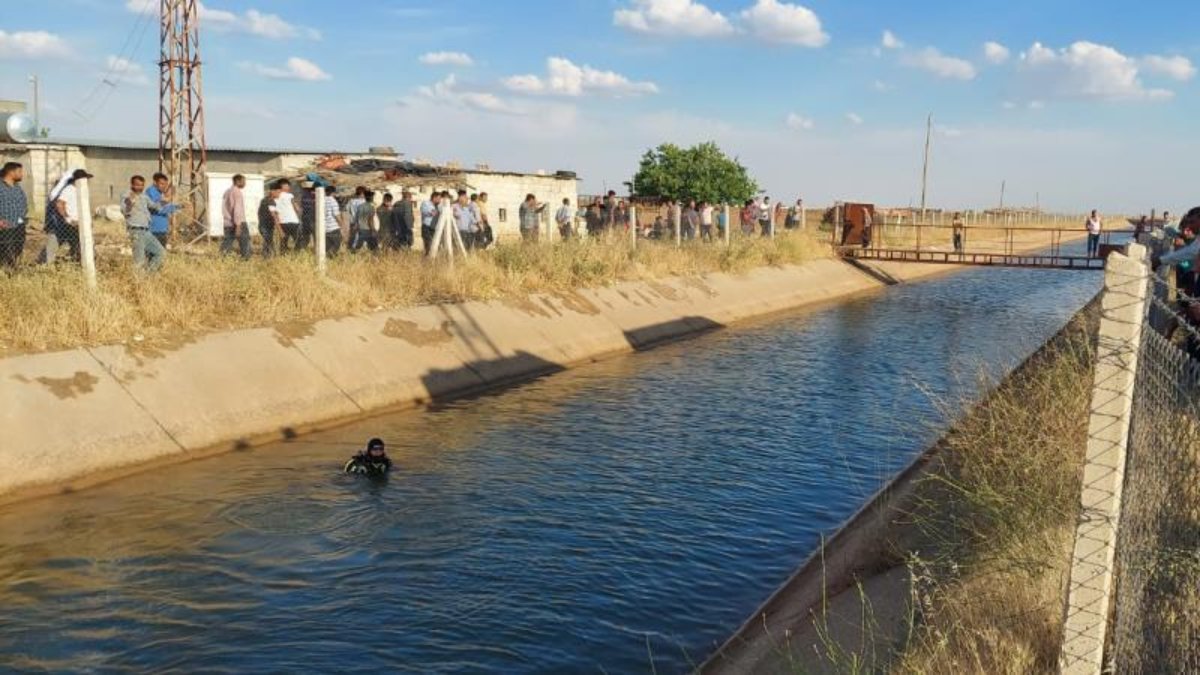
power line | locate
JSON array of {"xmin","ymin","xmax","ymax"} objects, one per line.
[{"xmin": 73, "ymin": 0, "xmax": 157, "ymax": 122}]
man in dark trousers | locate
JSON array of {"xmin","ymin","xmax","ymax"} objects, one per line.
[
  {"xmin": 0, "ymin": 162, "xmax": 28, "ymax": 269},
  {"xmin": 392, "ymin": 188, "xmax": 415, "ymax": 250}
]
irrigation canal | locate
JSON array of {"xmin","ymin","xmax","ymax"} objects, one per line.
[{"xmin": 0, "ymin": 254, "xmax": 1102, "ymax": 674}]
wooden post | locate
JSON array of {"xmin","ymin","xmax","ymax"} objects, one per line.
[
  {"xmin": 629, "ymin": 205, "xmax": 637, "ymax": 250},
  {"xmin": 673, "ymin": 203, "xmax": 681, "ymax": 247},
  {"xmin": 723, "ymin": 204, "xmax": 732, "ymax": 247},
  {"xmin": 77, "ymin": 179, "xmax": 97, "ymax": 290},
  {"xmin": 314, "ymin": 187, "xmax": 327, "ymax": 276}
]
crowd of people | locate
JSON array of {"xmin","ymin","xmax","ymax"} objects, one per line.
[{"xmin": 572, "ymin": 191, "xmax": 805, "ymax": 242}]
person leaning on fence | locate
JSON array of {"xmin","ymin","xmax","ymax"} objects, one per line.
[
  {"xmin": 1085, "ymin": 209, "xmax": 1103, "ymax": 257},
  {"xmin": 556, "ymin": 198, "xmax": 574, "ymax": 240},
  {"xmin": 122, "ymin": 175, "xmax": 171, "ymax": 273},
  {"xmin": 40, "ymin": 169, "xmax": 91, "ymax": 265},
  {"xmin": 322, "ymin": 185, "xmax": 344, "ymax": 256},
  {"xmin": 219, "ymin": 174, "xmax": 251, "ymax": 260},
  {"xmin": 258, "ymin": 182, "xmax": 282, "ymax": 258},
  {"xmin": 0, "ymin": 162, "xmax": 28, "ymax": 270},
  {"xmin": 1160, "ymin": 210, "xmax": 1200, "ymax": 300}
]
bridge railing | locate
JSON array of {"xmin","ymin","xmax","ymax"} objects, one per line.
[
  {"xmin": 1058, "ymin": 236, "xmax": 1200, "ymax": 673},
  {"xmin": 834, "ymin": 221, "xmax": 1137, "ymax": 258}
]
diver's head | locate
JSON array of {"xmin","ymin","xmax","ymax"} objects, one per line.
[{"xmin": 367, "ymin": 438, "xmax": 386, "ymax": 456}]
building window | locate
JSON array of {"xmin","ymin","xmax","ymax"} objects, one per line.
[{"xmin": 498, "ymin": 208, "xmax": 507, "ymax": 223}]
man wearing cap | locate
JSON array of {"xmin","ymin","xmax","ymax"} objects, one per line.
[
  {"xmin": 392, "ymin": 188, "xmax": 415, "ymax": 250},
  {"xmin": 343, "ymin": 438, "xmax": 392, "ymax": 476},
  {"xmin": 0, "ymin": 162, "xmax": 28, "ymax": 269},
  {"xmin": 122, "ymin": 175, "xmax": 171, "ymax": 273},
  {"xmin": 40, "ymin": 168, "xmax": 92, "ymax": 264}
]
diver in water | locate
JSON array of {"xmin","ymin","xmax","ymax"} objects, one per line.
[{"xmin": 344, "ymin": 438, "xmax": 392, "ymax": 476}]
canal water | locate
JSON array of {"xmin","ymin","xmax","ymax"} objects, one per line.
[{"xmin": 0, "ymin": 261, "xmax": 1100, "ymax": 674}]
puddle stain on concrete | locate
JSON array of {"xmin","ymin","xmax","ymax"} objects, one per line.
[
  {"xmin": 382, "ymin": 318, "xmax": 454, "ymax": 346},
  {"xmin": 680, "ymin": 276, "xmax": 716, "ymax": 297},
  {"xmin": 13, "ymin": 371, "xmax": 101, "ymax": 400},
  {"xmin": 274, "ymin": 321, "xmax": 317, "ymax": 348},
  {"xmin": 500, "ymin": 296, "xmax": 554, "ymax": 319}
]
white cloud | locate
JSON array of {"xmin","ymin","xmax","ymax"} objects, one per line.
[
  {"xmin": 418, "ymin": 74, "xmax": 522, "ymax": 115},
  {"xmin": 0, "ymin": 30, "xmax": 71, "ymax": 59},
  {"xmin": 126, "ymin": 1, "xmax": 319, "ymax": 40},
  {"xmin": 613, "ymin": 0, "xmax": 735, "ymax": 38},
  {"xmin": 245, "ymin": 57, "xmax": 332, "ymax": 82},
  {"xmin": 846, "ymin": 112, "xmax": 864, "ymax": 125},
  {"xmin": 1139, "ymin": 54, "xmax": 1196, "ymax": 81},
  {"xmin": 419, "ymin": 51, "xmax": 475, "ymax": 67},
  {"xmin": 873, "ymin": 79, "xmax": 894, "ymax": 92},
  {"xmin": 983, "ymin": 41, "xmax": 1010, "ymax": 64},
  {"xmin": 881, "ymin": 30, "xmax": 903, "ymax": 50},
  {"xmin": 1001, "ymin": 100, "xmax": 1017, "ymax": 109},
  {"xmin": 106, "ymin": 56, "xmax": 150, "ymax": 86},
  {"xmin": 1028, "ymin": 100, "xmax": 1045, "ymax": 110},
  {"xmin": 739, "ymin": 0, "xmax": 828, "ymax": 47},
  {"xmin": 785, "ymin": 112, "xmax": 814, "ymax": 130},
  {"xmin": 1019, "ymin": 41, "xmax": 1173, "ymax": 101},
  {"xmin": 901, "ymin": 47, "xmax": 977, "ymax": 80},
  {"xmin": 502, "ymin": 57, "xmax": 658, "ymax": 97},
  {"xmin": 936, "ymin": 125, "xmax": 964, "ymax": 138}
]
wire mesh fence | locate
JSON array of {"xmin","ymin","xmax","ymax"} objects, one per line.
[{"xmin": 1110, "ymin": 272, "xmax": 1200, "ymax": 673}]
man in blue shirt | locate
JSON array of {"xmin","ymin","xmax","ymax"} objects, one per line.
[
  {"xmin": 148, "ymin": 173, "xmax": 181, "ymax": 247},
  {"xmin": 0, "ymin": 162, "xmax": 28, "ymax": 269}
]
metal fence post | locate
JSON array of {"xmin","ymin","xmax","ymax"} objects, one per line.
[
  {"xmin": 673, "ymin": 204, "xmax": 681, "ymax": 248},
  {"xmin": 1058, "ymin": 244, "xmax": 1149, "ymax": 674},
  {"xmin": 77, "ymin": 179, "xmax": 97, "ymax": 290}
]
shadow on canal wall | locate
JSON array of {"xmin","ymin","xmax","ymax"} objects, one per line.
[{"xmin": 0, "ymin": 256, "xmax": 984, "ymax": 505}]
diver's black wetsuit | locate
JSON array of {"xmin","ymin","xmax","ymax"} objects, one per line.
[{"xmin": 343, "ymin": 452, "xmax": 392, "ymax": 477}]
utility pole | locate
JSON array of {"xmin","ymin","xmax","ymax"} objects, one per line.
[
  {"xmin": 28, "ymin": 75, "xmax": 40, "ymax": 136},
  {"xmin": 919, "ymin": 113, "xmax": 932, "ymax": 222},
  {"xmin": 159, "ymin": 0, "xmax": 208, "ymax": 240},
  {"xmin": 999, "ymin": 179, "xmax": 1006, "ymax": 210}
]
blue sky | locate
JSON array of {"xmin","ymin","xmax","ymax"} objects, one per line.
[{"xmin": 2, "ymin": 0, "xmax": 1198, "ymax": 211}]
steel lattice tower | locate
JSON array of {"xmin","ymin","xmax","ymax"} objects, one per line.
[{"xmin": 158, "ymin": 0, "xmax": 207, "ymax": 236}]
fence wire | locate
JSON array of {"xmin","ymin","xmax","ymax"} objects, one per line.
[{"xmin": 1111, "ymin": 271, "xmax": 1200, "ymax": 673}]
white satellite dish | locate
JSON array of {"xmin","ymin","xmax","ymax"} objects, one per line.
[{"xmin": 0, "ymin": 113, "xmax": 37, "ymax": 143}]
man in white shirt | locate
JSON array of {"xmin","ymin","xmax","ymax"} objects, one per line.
[
  {"xmin": 699, "ymin": 202, "xmax": 714, "ymax": 241},
  {"xmin": 452, "ymin": 189, "xmax": 478, "ymax": 249},
  {"xmin": 40, "ymin": 169, "xmax": 92, "ymax": 264},
  {"xmin": 1085, "ymin": 209, "xmax": 1102, "ymax": 257},
  {"xmin": 556, "ymin": 198, "xmax": 574, "ymax": 240},
  {"xmin": 758, "ymin": 197, "xmax": 772, "ymax": 237},
  {"xmin": 347, "ymin": 187, "xmax": 367, "ymax": 250},
  {"xmin": 419, "ymin": 191, "xmax": 440, "ymax": 253},
  {"xmin": 274, "ymin": 179, "xmax": 301, "ymax": 252}
]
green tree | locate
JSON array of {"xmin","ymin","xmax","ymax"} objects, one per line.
[{"xmin": 631, "ymin": 142, "xmax": 758, "ymax": 204}]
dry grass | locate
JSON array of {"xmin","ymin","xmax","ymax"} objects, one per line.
[
  {"xmin": 0, "ymin": 229, "xmax": 828, "ymax": 355},
  {"xmin": 885, "ymin": 302, "xmax": 1100, "ymax": 674}
]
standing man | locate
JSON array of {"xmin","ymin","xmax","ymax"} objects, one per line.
[
  {"xmin": 122, "ymin": 175, "xmax": 170, "ymax": 273},
  {"xmin": 323, "ymin": 185, "xmax": 344, "ymax": 256},
  {"xmin": 682, "ymin": 200, "xmax": 700, "ymax": 241},
  {"xmin": 1085, "ymin": 209, "xmax": 1102, "ymax": 257},
  {"xmin": 555, "ymin": 198, "xmax": 574, "ymax": 240},
  {"xmin": 454, "ymin": 189, "xmax": 479, "ymax": 248},
  {"xmin": 699, "ymin": 201, "xmax": 714, "ymax": 242},
  {"xmin": 603, "ymin": 190, "xmax": 618, "ymax": 232},
  {"xmin": 352, "ymin": 190, "xmax": 379, "ymax": 252},
  {"xmin": 376, "ymin": 193, "xmax": 394, "ymax": 251},
  {"xmin": 275, "ymin": 179, "xmax": 301, "ymax": 253},
  {"xmin": 219, "ymin": 174, "xmax": 251, "ymax": 259},
  {"xmin": 419, "ymin": 191, "xmax": 441, "ymax": 253},
  {"xmin": 0, "ymin": 162, "xmax": 28, "ymax": 269},
  {"xmin": 951, "ymin": 212, "xmax": 965, "ymax": 253},
  {"xmin": 40, "ymin": 169, "xmax": 91, "ymax": 264},
  {"xmin": 392, "ymin": 189, "xmax": 415, "ymax": 250},
  {"xmin": 758, "ymin": 197, "xmax": 772, "ymax": 237},
  {"xmin": 861, "ymin": 207, "xmax": 874, "ymax": 248},
  {"xmin": 346, "ymin": 187, "xmax": 367, "ymax": 250},
  {"xmin": 258, "ymin": 182, "xmax": 282, "ymax": 258},
  {"xmin": 147, "ymin": 173, "xmax": 181, "ymax": 248},
  {"xmin": 519, "ymin": 193, "xmax": 545, "ymax": 243},
  {"xmin": 297, "ymin": 182, "xmax": 317, "ymax": 251},
  {"xmin": 477, "ymin": 193, "xmax": 494, "ymax": 248}
]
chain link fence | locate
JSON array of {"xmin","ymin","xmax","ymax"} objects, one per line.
[{"xmin": 1110, "ymin": 271, "xmax": 1200, "ymax": 673}]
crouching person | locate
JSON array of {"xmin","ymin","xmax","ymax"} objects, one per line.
[{"xmin": 122, "ymin": 175, "xmax": 169, "ymax": 273}]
